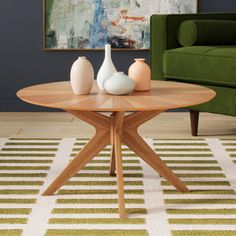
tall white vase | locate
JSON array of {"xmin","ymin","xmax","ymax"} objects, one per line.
[
  {"xmin": 70, "ymin": 56, "xmax": 94, "ymax": 95},
  {"xmin": 97, "ymin": 44, "xmax": 117, "ymax": 90}
]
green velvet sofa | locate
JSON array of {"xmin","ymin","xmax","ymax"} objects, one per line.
[{"xmin": 150, "ymin": 13, "xmax": 236, "ymax": 136}]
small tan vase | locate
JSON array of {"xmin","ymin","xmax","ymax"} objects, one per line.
[
  {"xmin": 128, "ymin": 58, "xmax": 151, "ymax": 91},
  {"xmin": 70, "ymin": 56, "xmax": 94, "ymax": 95}
]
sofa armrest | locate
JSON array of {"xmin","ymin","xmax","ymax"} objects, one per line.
[{"xmin": 150, "ymin": 13, "xmax": 236, "ymax": 81}]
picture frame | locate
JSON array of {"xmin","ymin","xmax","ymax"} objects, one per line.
[{"xmin": 43, "ymin": 0, "xmax": 199, "ymax": 51}]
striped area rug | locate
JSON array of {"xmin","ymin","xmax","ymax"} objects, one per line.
[{"xmin": 0, "ymin": 138, "xmax": 235, "ymax": 236}]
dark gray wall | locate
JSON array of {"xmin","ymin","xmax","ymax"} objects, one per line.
[{"xmin": 1, "ymin": 0, "xmax": 236, "ymax": 111}]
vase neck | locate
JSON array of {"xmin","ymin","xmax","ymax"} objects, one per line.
[
  {"xmin": 105, "ymin": 44, "xmax": 111, "ymax": 60},
  {"xmin": 135, "ymin": 58, "xmax": 145, "ymax": 62}
]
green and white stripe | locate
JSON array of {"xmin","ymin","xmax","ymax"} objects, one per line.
[
  {"xmin": 0, "ymin": 138, "xmax": 236, "ymax": 236},
  {"xmin": 153, "ymin": 138, "xmax": 236, "ymax": 236},
  {"xmin": 221, "ymin": 139, "xmax": 236, "ymax": 164},
  {"xmin": 0, "ymin": 138, "xmax": 60, "ymax": 236},
  {"xmin": 46, "ymin": 139, "xmax": 148, "ymax": 236}
]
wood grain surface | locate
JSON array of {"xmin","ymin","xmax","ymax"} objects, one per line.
[{"xmin": 17, "ymin": 81, "xmax": 216, "ymax": 111}]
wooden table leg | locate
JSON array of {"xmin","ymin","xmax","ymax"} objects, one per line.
[
  {"xmin": 113, "ymin": 112, "xmax": 126, "ymax": 218},
  {"xmin": 123, "ymin": 111, "xmax": 189, "ymax": 193},
  {"xmin": 124, "ymin": 130, "xmax": 188, "ymax": 192},
  {"xmin": 109, "ymin": 113, "xmax": 116, "ymax": 176},
  {"xmin": 42, "ymin": 111, "xmax": 110, "ymax": 196}
]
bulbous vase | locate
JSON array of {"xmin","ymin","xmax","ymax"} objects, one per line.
[
  {"xmin": 103, "ymin": 72, "xmax": 135, "ymax": 95},
  {"xmin": 70, "ymin": 57, "xmax": 94, "ymax": 95},
  {"xmin": 128, "ymin": 58, "xmax": 151, "ymax": 91}
]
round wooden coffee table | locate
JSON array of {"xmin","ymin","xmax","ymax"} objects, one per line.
[{"xmin": 17, "ymin": 81, "xmax": 215, "ymax": 218}]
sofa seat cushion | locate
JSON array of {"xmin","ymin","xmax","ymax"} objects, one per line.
[{"xmin": 163, "ymin": 46, "xmax": 236, "ymax": 88}]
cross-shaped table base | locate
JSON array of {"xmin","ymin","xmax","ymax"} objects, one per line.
[{"xmin": 42, "ymin": 110, "xmax": 189, "ymax": 218}]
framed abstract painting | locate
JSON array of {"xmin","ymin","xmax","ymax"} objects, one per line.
[{"xmin": 43, "ymin": 0, "xmax": 198, "ymax": 50}]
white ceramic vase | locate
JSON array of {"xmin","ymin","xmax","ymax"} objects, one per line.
[
  {"xmin": 70, "ymin": 56, "xmax": 94, "ymax": 95},
  {"xmin": 97, "ymin": 44, "xmax": 117, "ymax": 90},
  {"xmin": 103, "ymin": 72, "xmax": 136, "ymax": 95}
]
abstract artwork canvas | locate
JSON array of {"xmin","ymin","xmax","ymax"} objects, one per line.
[{"xmin": 44, "ymin": 0, "xmax": 198, "ymax": 50}]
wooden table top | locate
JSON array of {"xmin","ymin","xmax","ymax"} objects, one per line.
[{"xmin": 17, "ymin": 81, "xmax": 216, "ymax": 112}]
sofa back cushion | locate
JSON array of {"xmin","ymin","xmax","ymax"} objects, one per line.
[{"xmin": 178, "ymin": 20, "xmax": 236, "ymax": 46}]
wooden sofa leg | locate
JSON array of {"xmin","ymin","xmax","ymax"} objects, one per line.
[{"xmin": 190, "ymin": 110, "xmax": 199, "ymax": 136}]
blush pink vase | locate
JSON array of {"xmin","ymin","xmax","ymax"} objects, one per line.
[{"xmin": 128, "ymin": 58, "xmax": 151, "ymax": 91}]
